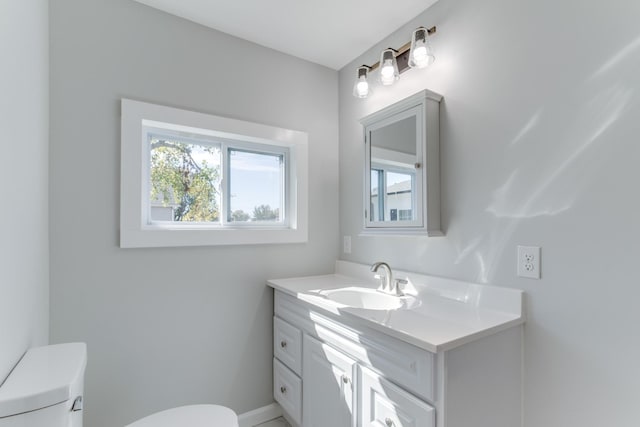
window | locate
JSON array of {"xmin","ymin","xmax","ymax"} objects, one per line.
[
  {"xmin": 148, "ymin": 134, "xmax": 222, "ymax": 223},
  {"xmin": 227, "ymin": 148, "xmax": 286, "ymax": 224},
  {"xmin": 146, "ymin": 132, "xmax": 288, "ymax": 226},
  {"xmin": 121, "ymin": 99, "xmax": 308, "ymax": 247}
]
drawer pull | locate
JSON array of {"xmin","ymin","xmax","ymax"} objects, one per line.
[
  {"xmin": 280, "ymin": 340, "xmax": 287, "ymax": 348},
  {"xmin": 341, "ymin": 374, "xmax": 350, "ymax": 384},
  {"xmin": 385, "ymin": 418, "xmax": 395, "ymax": 427},
  {"xmin": 280, "ymin": 385, "xmax": 287, "ymax": 394}
]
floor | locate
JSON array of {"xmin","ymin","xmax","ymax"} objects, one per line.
[{"xmin": 255, "ymin": 417, "xmax": 291, "ymax": 427}]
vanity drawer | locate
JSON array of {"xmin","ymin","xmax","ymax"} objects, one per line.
[
  {"xmin": 360, "ymin": 366, "xmax": 435, "ymax": 427},
  {"xmin": 273, "ymin": 358, "xmax": 302, "ymax": 426},
  {"xmin": 274, "ymin": 316, "xmax": 302, "ymax": 375}
]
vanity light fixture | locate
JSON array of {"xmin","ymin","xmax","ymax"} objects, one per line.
[
  {"xmin": 353, "ymin": 65, "xmax": 372, "ymax": 98},
  {"xmin": 352, "ymin": 26, "xmax": 436, "ymax": 98}
]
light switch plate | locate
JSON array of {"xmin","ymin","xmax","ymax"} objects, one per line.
[{"xmin": 343, "ymin": 235, "xmax": 351, "ymax": 254}]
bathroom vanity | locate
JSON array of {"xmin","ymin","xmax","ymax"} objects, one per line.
[{"xmin": 268, "ymin": 261, "xmax": 525, "ymax": 427}]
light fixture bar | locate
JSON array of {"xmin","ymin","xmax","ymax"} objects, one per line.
[
  {"xmin": 363, "ymin": 26, "xmax": 436, "ymax": 72},
  {"xmin": 352, "ymin": 26, "xmax": 437, "ymax": 98}
]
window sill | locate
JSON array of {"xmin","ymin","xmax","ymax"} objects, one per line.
[{"xmin": 121, "ymin": 226, "xmax": 307, "ymax": 248}]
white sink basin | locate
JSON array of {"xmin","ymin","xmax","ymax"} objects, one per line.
[{"xmin": 323, "ymin": 287, "xmax": 417, "ymax": 310}]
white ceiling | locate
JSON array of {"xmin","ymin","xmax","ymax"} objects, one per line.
[{"xmin": 133, "ymin": 0, "xmax": 439, "ymax": 70}]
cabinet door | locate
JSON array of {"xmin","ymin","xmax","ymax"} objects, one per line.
[
  {"xmin": 303, "ymin": 334, "xmax": 357, "ymax": 427},
  {"xmin": 359, "ymin": 366, "xmax": 435, "ymax": 427}
]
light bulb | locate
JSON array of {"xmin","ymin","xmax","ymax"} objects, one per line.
[
  {"xmin": 412, "ymin": 44, "xmax": 427, "ymax": 62},
  {"xmin": 409, "ymin": 27, "xmax": 435, "ymax": 69},
  {"xmin": 353, "ymin": 66, "xmax": 372, "ymax": 98},
  {"xmin": 355, "ymin": 78, "xmax": 369, "ymax": 98},
  {"xmin": 378, "ymin": 49, "xmax": 399, "ymax": 86},
  {"xmin": 381, "ymin": 62, "xmax": 394, "ymax": 77}
]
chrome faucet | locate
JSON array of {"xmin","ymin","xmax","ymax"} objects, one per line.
[
  {"xmin": 370, "ymin": 262, "xmax": 392, "ymax": 294},
  {"xmin": 371, "ymin": 262, "xmax": 405, "ymax": 296}
]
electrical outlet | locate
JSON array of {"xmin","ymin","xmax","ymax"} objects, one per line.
[
  {"xmin": 343, "ymin": 235, "xmax": 351, "ymax": 254},
  {"xmin": 517, "ymin": 246, "xmax": 541, "ymax": 279}
]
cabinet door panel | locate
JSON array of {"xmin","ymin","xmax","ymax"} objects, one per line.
[
  {"xmin": 359, "ymin": 366, "xmax": 435, "ymax": 427},
  {"xmin": 303, "ymin": 334, "xmax": 357, "ymax": 427}
]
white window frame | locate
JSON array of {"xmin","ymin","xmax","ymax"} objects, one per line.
[{"xmin": 120, "ymin": 99, "xmax": 308, "ymax": 248}]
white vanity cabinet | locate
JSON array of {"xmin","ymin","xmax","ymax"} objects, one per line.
[
  {"xmin": 273, "ymin": 291, "xmax": 439, "ymax": 427},
  {"xmin": 271, "ymin": 285, "xmax": 523, "ymax": 427}
]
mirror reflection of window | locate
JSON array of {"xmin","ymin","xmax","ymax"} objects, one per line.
[
  {"xmin": 370, "ymin": 167, "xmax": 415, "ymax": 222},
  {"xmin": 369, "ymin": 115, "xmax": 417, "ymax": 223},
  {"xmin": 370, "ymin": 169, "xmax": 380, "ymax": 221},
  {"xmin": 386, "ymin": 170, "xmax": 414, "ymax": 221}
]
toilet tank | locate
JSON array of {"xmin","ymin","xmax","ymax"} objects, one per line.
[{"xmin": 0, "ymin": 343, "xmax": 86, "ymax": 427}]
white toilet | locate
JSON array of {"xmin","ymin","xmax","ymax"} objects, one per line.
[
  {"xmin": 0, "ymin": 343, "xmax": 238, "ymax": 427},
  {"xmin": 125, "ymin": 404, "xmax": 238, "ymax": 427},
  {"xmin": 0, "ymin": 343, "xmax": 86, "ymax": 427}
]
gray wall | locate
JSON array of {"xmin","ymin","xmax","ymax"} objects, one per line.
[
  {"xmin": 49, "ymin": 1, "xmax": 338, "ymax": 426},
  {"xmin": 0, "ymin": 0, "xmax": 49, "ymax": 384},
  {"xmin": 339, "ymin": 0, "xmax": 640, "ymax": 426}
]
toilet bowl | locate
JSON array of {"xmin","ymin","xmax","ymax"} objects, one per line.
[
  {"xmin": 0, "ymin": 343, "xmax": 238, "ymax": 427},
  {"xmin": 126, "ymin": 404, "xmax": 238, "ymax": 427}
]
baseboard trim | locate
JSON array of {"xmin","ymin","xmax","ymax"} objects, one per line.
[{"xmin": 237, "ymin": 402, "xmax": 283, "ymax": 427}]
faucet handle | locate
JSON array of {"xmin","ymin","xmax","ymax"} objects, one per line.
[{"xmin": 392, "ymin": 278, "xmax": 408, "ymax": 296}]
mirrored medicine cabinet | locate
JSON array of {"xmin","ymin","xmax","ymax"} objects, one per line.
[{"xmin": 360, "ymin": 89, "xmax": 443, "ymax": 236}]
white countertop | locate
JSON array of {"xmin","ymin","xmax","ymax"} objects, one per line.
[{"xmin": 267, "ymin": 261, "xmax": 525, "ymax": 353}]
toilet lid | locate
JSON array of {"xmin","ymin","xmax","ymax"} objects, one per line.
[{"xmin": 126, "ymin": 404, "xmax": 238, "ymax": 427}]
